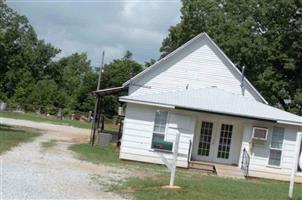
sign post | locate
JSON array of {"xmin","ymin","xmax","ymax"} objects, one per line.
[
  {"xmin": 289, "ymin": 132, "xmax": 302, "ymax": 199},
  {"xmin": 169, "ymin": 132, "xmax": 180, "ymax": 187},
  {"xmin": 156, "ymin": 130, "xmax": 181, "ymax": 189}
]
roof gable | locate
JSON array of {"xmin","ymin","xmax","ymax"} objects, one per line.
[{"xmin": 124, "ymin": 33, "xmax": 267, "ymax": 104}]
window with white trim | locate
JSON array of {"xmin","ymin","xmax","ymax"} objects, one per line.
[
  {"xmin": 268, "ymin": 127, "xmax": 284, "ymax": 166},
  {"xmin": 151, "ymin": 110, "xmax": 173, "ymax": 151}
]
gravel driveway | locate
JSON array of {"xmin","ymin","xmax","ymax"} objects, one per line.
[{"xmin": 0, "ymin": 118, "xmax": 127, "ymax": 200}]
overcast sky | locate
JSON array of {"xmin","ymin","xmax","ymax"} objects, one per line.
[{"xmin": 7, "ymin": 0, "xmax": 181, "ymax": 67}]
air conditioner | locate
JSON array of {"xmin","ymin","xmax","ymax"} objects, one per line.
[{"xmin": 252, "ymin": 127, "xmax": 268, "ymax": 141}]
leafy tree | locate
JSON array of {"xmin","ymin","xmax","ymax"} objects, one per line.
[
  {"xmin": 28, "ymin": 79, "xmax": 66, "ymax": 114},
  {"xmin": 0, "ymin": 0, "xmax": 59, "ymax": 107},
  {"xmin": 100, "ymin": 51, "xmax": 142, "ymax": 115},
  {"xmin": 56, "ymin": 53, "xmax": 96, "ymax": 112},
  {"xmin": 101, "ymin": 50, "xmax": 142, "ymax": 89},
  {"xmin": 160, "ymin": 0, "xmax": 302, "ymax": 115},
  {"xmin": 144, "ymin": 58, "xmax": 156, "ymax": 68}
]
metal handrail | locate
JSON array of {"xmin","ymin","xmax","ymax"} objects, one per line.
[
  {"xmin": 241, "ymin": 148, "xmax": 250, "ymax": 177},
  {"xmin": 187, "ymin": 140, "xmax": 192, "ymax": 165}
]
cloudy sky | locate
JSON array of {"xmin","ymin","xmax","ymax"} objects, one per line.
[{"xmin": 7, "ymin": 0, "xmax": 181, "ymax": 67}]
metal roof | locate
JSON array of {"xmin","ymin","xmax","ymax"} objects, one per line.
[
  {"xmin": 120, "ymin": 87, "xmax": 302, "ymax": 126},
  {"xmin": 122, "ymin": 32, "xmax": 268, "ymax": 104}
]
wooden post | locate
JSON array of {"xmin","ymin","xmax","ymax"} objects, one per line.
[
  {"xmin": 289, "ymin": 132, "xmax": 302, "ymax": 199},
  {"xmin": 90, "ymin": 51, "xmax": 105, "ymax": 145}
]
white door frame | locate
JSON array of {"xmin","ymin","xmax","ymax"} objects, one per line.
[
  {"xmin": 212, "ymin": 120, "xmax": 237, "ymax": 164},
  {"xmin": 191, "ymin": 117, "xmax": 237, "ymax": 165},
  {"xmin": 192, "ymin": 119, "xmax": 217, "ymax": 162}
]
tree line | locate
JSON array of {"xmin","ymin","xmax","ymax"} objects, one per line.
[
  {"xmin": 0, "ymin": 1, "xmax": 143, "ymax": 116},
  {"xmin": 0, "ymin": 0, "xmax": 301, "ymax": 116}
]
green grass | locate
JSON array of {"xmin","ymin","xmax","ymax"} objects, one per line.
[
  {"xmin": 41, "ymin": 139, "xmax": 57, "ymax": 149},
  {"xmin": 69, "ymin": 143, "xmax": 121, "ymax": 164},
  {"xmin": 0, "ymin": 125, "xmax": 41, "ymax": 154},
  {"xmin": 69, "ymin": 143, "xmax": 164, "ymax": 170},
  {"xmin": 112, "ymin": 175, "xmax": 302, "ymax": 200},
  {"xmin": 70, "ymin": 143, "xmax": 302, "ymax": 200},
  {"xmin": 0, "ymin": 111, "xmax": 119, "ymax": 131}
]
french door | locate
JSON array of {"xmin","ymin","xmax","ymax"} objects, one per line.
[
  {"xmin": 195, "ymin": 121, "xmax": 215, "ymax": 162},
  {"xmin": 195, "ymin": 120, "xmax": 235, "ymax": 164}
]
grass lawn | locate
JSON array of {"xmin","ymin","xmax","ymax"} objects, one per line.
[
  {"xmin": 69, "ymin": 143, "xmax": 164, "ymax": 170},
  {"xmin": 70, "ymin": 143, "xmax": 302, "ymax": 200},
  {"xmin": 112, "ymin": 175, "xmax": 302, "ymax": 200},
  {"xmin": 0, "ymin": 125, "xmax": 41, "ymax": 154},
  {"xmin": 0, "ymin": 111, "xmax": 119, "ymax": 131}
]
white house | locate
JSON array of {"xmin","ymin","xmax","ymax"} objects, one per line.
[{"xmin": 116, "ymin": 33, "xmax": 302, "ymax": 181}]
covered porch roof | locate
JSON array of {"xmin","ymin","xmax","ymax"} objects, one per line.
[
  {"xmin": 94, "ymin": 86, "xmax": 128, "ymax": 96},
  {"xmin": 120, "ymin": 87, "xmax": 302, "ymax": 126}
]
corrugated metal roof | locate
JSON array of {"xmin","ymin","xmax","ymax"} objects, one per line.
[{"xmin": 120, "ymin": 87, "xmax": 302, "ymax": 125}]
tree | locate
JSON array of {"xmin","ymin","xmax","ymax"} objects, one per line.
[
  {"xmin": 144, "ymin": 58, "xmax": 156, "ymax": 68},
  {"xmin": 0, "ymin": 0, "xmax": 59, "ymax": 107},
  {"xmin": 160, "ymin": 0, "xmax": 302, "ymax": 115},
  {"xmin": 55, "ymin": 53, "xmax": 96, "ymax": 112},
  {"xmin": 28, "ymin": 79, "xmax": 66, "ymax": 114},
  {"xmin": 100, "ymin": 51, "xmax": 142, "ymax": 115}
]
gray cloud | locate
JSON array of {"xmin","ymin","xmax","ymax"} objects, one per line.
[{"xmin": 7, "ymin": 0, "xmax": 181, "ymax": 66}]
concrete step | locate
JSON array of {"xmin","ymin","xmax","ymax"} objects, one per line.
[
  {"xmin": 189, "ymin": 161, "xmax": 245, "ymax": 179},
  {"xmin": 215, "ymin": 164, "xmax": 245, "ymax": 179},
  {"xmin": 189, "ymin": 161, "xmax": 216, "ymax": 173}
]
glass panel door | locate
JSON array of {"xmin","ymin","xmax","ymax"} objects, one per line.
[
  {"xmin": 197, "ymin": 121, "xmax": 214, "ymax": 158},
  {"xmin": 217, "ymin": 124, "xmax": 233, "ymax": 159}
]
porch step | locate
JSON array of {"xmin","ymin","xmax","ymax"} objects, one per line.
[
  {"xmin": 188, "ymin": 161, "xmax": 216, "ymax": 173},
  {"xmin": 189, "ymin": 161, "xmax": 245, "ymax": 179},
  {"xmin": 215, "ymin": 164, "xmax": 245, "ymax": 179}
]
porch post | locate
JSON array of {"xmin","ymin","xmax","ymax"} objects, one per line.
[{"xmin": 289, "ymin": 132, "xmax": 302, "ymax": 199}]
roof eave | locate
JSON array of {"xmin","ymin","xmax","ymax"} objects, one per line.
[{"xmin": 119, "ymin": 97, "xmax": 302, "ymax": 126}]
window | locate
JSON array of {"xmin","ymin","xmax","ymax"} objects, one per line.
[
  {"xmin": 268, "ymin": 127, "xmax": 284, "ymax": 166},
  {"xmin": 151, "ymin": 111, "xmax": 172, "ymax": 151}
]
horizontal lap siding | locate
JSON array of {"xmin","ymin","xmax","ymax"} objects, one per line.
[
  {"xmin": 120, "ymin": 103, "xmax": 195, "ymax": 168},
  {"xmin": 240, "ymin": 123, "xmax": 300, "ymax": 180},
  {"xmin": 129, "ymin": 40, "xmax": 257, "ymax": 101}
]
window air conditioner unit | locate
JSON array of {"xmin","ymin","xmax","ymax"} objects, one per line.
[{"xmin": 252, "ymin": 127, "xmax": 268, "ymax": 141}]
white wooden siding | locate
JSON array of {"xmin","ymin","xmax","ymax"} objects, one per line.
[
  {"xmin": 240, "ymin": 122, "xmax": 301, "ymax": 180},
  {"xmin": 128, "ymin": 38, "xmax": 260, "ymax": 101},
  {"xmin": 120, "ymin": 103, "xmax": 196, "ymax": 168},
  {"xmin": 121, "ymin": 102, "xmax": 301, "ymax": 181}
]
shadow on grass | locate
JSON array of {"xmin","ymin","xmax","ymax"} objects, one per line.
[{"xmin": 0, "ymin": 124, "xmax": 41, "ymax": 154}]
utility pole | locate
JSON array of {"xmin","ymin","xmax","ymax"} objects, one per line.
[{"xmin": 90, "ymin": 51, "xmax": 105, "ymax": 145}]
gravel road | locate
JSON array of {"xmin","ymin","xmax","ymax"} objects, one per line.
[{"xmin": 0, "ymin": 118, "xmax": 127, "ymax": 200}]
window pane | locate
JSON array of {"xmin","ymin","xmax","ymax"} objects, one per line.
[
  {"xmin": 198, "ymin": 121, "xmax": 213, "ymax": 156},
  {"xmin": 268, "ymin": 149, "xmax": 281, "ymax": 166},
  {"xmin": 271, "ymin": 127, "xmax": 284, "ymax": 149},
  {"xmin": 153, "ymin": 111, "xmax": 167, "ymax": 133},
  {"xmin": 217, "ymin": 124, "xmax": 233, "ymax": 159},
  {"xmin": 151, "ymin": 111, "xmax": 172, "ymax": 151},
  {"xmin": 151, "ymin": 133, "xmax": 173, "ymax": 151}
]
